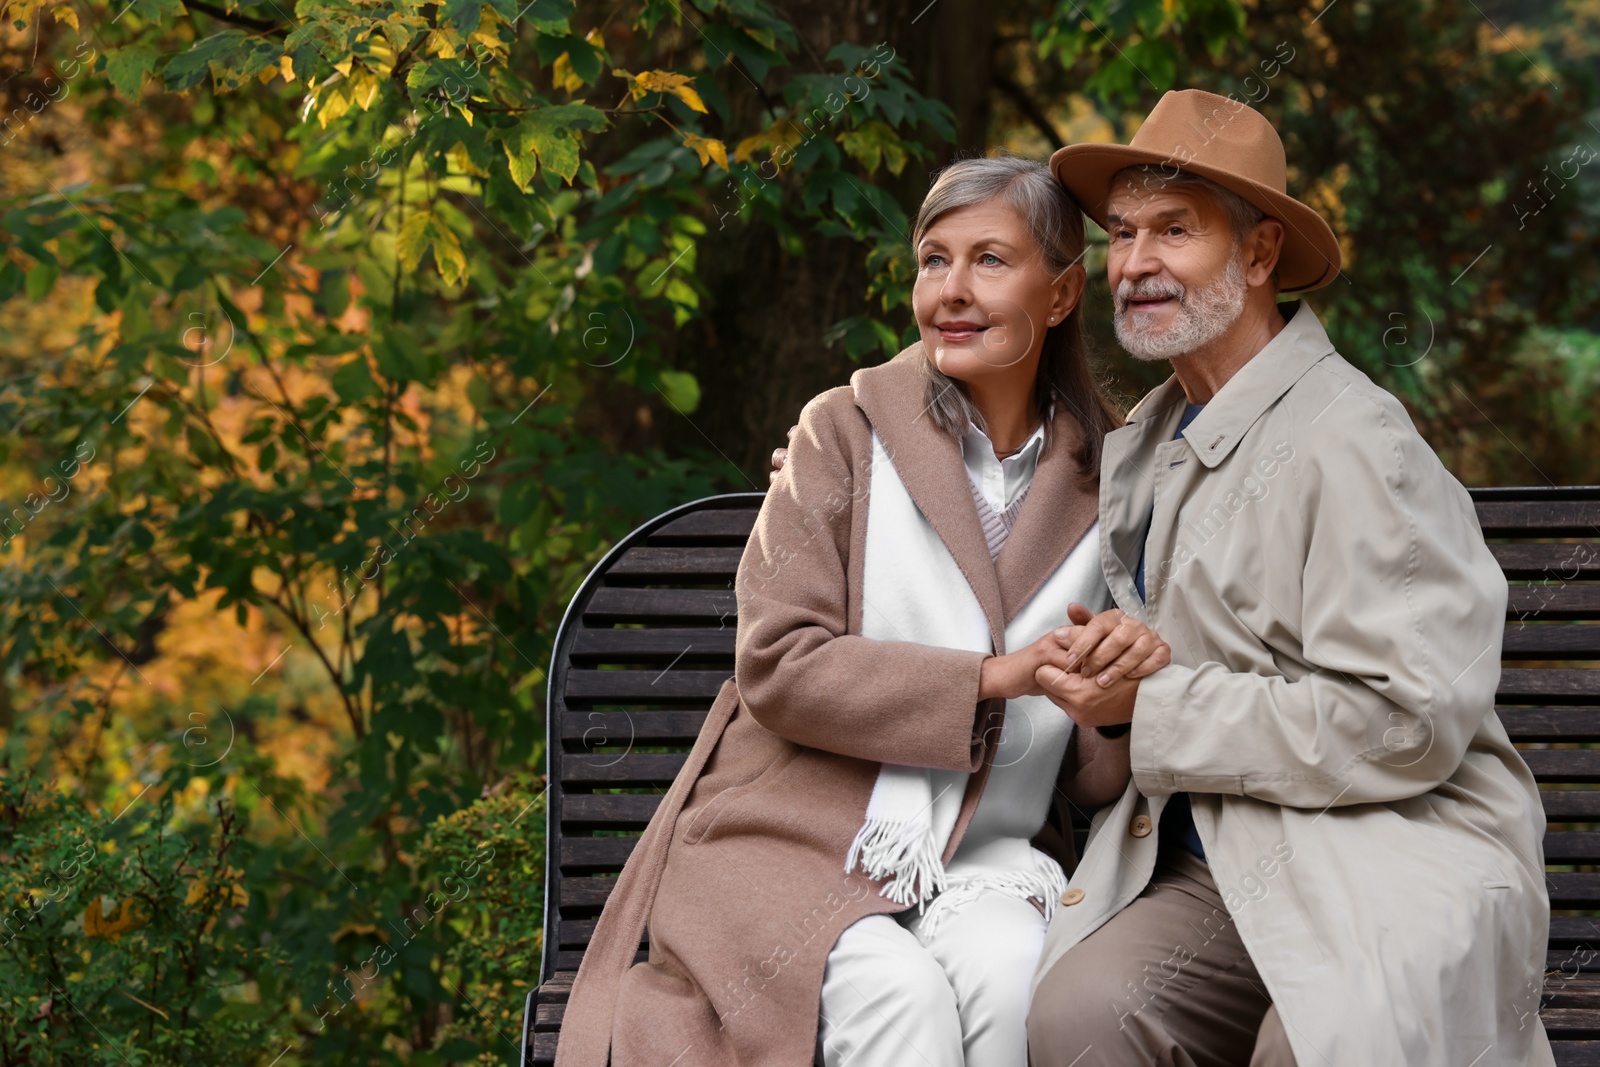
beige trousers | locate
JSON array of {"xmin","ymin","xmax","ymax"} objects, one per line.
[{"xmin": 1027, "ymin": 849, "xmax": 1297, "ymax": 1067}]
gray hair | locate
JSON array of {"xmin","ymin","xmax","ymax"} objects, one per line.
[{"xmin": 910, "ymin": 156, "xmax": 1119, "ymax": 485}]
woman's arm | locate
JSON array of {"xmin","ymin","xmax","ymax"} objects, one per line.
[{"xmin": 737, "ymin": 391, "xmax": 1019, "ymax": 773}]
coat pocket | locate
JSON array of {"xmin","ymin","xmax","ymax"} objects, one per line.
[{"xmin": 680, "ymin": 747, "xmax": 801, "ymax": 845}]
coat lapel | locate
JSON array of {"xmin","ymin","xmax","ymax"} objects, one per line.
[
  {"xmin": 851, "ymin": 345, "xmax": 1006, "ymax": 649},
  {"xmin": 852, "ymin": 344, "xmax": 1107, "ymax": 649},
  {"xmin": 995, "ymin": 403, "xmax": 1101, "ymax": 629}
]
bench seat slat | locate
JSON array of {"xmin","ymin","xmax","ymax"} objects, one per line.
[
  {"xmin": 569, "ymin": 627, "xmax": 737, "ymax": 663},
  {"xmin": 650, "ymin": 509, "xmax": 760, "ymax": 542},
  {"xmin": 1491, "ymin": 544, "xmax": 1600, "ymax": 580},
  {"xmin": 583, "ymin": 587, "xmax": 737, "ymax": 624},
  {"xmin": 1501, "ymin": 669, "xmax": 1600, "ymax": 704},
  {"xmin": 1506, "ymin": 585, "xmax": 1600, "ymax": 621},
  {"xmin": 1476, "ymin": 500, "xmax": 1600, "ymax": 535},
  {"xmin": 561, "ymin": 709, "xmax": 708, "ymax": 746},
  {"xmin": 1525, "ymin": 751, "xmax": 1600, "ymax": 784},
  {"xmin": 560, "ymin": 837, "xmax": 639, "ymax": 872},
  {"xmin": 1504, "ymin": 624, "xmax": 1600, "ymax": 659},
  {"xmin": 1547, "ymin": 833, "xmax": 1600, "ymax": 864},
  {"xmin": 559, "ymin": 793, "xmax": 664, "ymax": 828},
  {"xmin": 1549, "ymin": 873, "xmax": 1600, "ymax": 908},
  {"xmin": 562, "ymin": 752, "xmax": 689, "ymax": 786},
  {"xmin": 607, "ymin": 546, "xmax": 744, "ymax": 581},
  {"xmin": 563, "ymin": 668, "xmax": 731, "ymax": 704},
  {"xmin": 1504, "ymin": 709, "xmax": 1600, "ymax": 742}
]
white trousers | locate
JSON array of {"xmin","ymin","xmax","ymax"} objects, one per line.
[{"xmin": 814, "ymin": 890, "xmax": 1047, "ymax": 1067}]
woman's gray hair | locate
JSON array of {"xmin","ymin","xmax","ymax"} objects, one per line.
[{"xmin": 911, "ymin": 155, "xmax": 1119, "ymax": 486}]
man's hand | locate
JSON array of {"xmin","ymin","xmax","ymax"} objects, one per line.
[
  {"xmin": 1051, "ymin": 603, "xmax": 1171, "ymax": 688},
  {"xmin": 1031, "ymin": 603, "xmax": 1170, "ymax": 729},
  {"xmin": 769, "ymin": 424, "xmax": 798, "ymax": 485},
  {"xmin": 1035, "ymin": 666, "xmax": 1142, "ymax": 728}
]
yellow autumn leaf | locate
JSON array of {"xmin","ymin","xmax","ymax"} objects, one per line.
[
  {"xmin": 448, "ymin": 142, "xmax": 490, "ymax": 178},
  {"xmin": 318, "ymin": 87, "xmax": 353, "ymax": 129},
  {"xmin": 734, "ymin": 121, "xmax": 804, "ymax": 164},
  {"xmin": 350, "ymin": 68, "xmax": 381, "ymax": 110},
  {"xmin": 682, "ymin": 132, "xmax": 727, "ymax": 170},
  {"xmin": 631, "ymin": 70, "xmax": 707, "ymax": 114},
  {"xmin": 53, "ymin": 2, "xmax": 76, "ymax": 28},
  {"xmin": 84, "ymin": 897, "xmax": 147, "ymax": 940},
  {"xmin": 584, "ymin": 26, "xmax": 604, "ymax": 49},
  {"xmin": 277, "ymin": 54, "xmax": 296, "ymax": 84},
  {"xmin": 0, "ymin": 0, "xmax": 47, "ymax": 32},
  {"xmin": 552, "ymin": 53, "xmax": 583, "ymax": 93}
]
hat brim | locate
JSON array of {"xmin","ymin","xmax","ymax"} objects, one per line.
[{"xmin": 1049, "ymin": 143, "xmax": 1342, "ymax": 293}]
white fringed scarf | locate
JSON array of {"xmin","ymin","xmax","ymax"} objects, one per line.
[{"xmin": 848, "ymin": 430, "xmax": 1094, "ymax": 930}]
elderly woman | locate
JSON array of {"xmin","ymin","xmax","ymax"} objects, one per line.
[{"xmin": 554, "ymin": 156, "xmax": 1168, "ymax": 1067}]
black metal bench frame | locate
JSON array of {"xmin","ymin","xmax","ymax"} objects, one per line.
[{"xmin": 523, "ymin": 486, "xmax": 1600, "ymax": 1066}]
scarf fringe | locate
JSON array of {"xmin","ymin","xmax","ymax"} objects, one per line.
[
  {"xmin": 844, "ymin": 816, "xmax": 948, "ymax": 909},
  {"xmin": 913, "ymin": 848, "xmax": 1069, "ymax": 938}
]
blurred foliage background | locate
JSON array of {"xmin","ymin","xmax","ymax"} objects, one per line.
[{"xmin": 0, "ymin": 0, "xmax": 1595, "ymax": 1062}]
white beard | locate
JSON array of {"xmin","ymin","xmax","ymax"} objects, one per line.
[{"xmin": 1114, "ymin": 251, "xmax": 1248, "ymax": 362}]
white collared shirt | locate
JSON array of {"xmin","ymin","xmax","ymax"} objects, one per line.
[{"xmin": 959, "ymin": 417, "xmax": 1046, "ymax": 513}]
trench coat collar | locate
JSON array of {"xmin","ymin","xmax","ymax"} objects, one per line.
[
  {"xmin": 851, "ymin": 344, "xmax": 1100, "ymax": 644},
  {"xmin": 1127, "ymin": 299, "xmax": 1335, "ymax": 469}
]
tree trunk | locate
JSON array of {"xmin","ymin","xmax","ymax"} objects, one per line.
[{"xmin": 673, "ymin": 0, "xmax": 994, "ymax": 479}]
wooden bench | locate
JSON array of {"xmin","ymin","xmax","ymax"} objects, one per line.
[{"xmin": 522, "ymin": 486, "xmax": 1600, "ymax": 1066}]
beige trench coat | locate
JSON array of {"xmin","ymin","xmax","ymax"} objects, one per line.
[
  {"xmin": 556, "ymin": 350, "xmax": 1101, "ymax": 1067},
  {"xmin": 1032, "ymin": 301, "xmax": 1553, "ymax": 1066}
]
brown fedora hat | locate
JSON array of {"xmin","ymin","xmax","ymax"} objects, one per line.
[{"xmin": 1049, "ymin": 89, "xmax": 1341, "ymax": 292}]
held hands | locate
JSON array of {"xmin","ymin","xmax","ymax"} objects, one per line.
[
  {"xmin": 978, "ymin": 603, "xmax": 1169, "ymax": 709},
  {"xmin": 1032, "ymin": 604, "xmax": 1171, "ymax": 729},
  {"xmin": 771, "ymin": 424, "xmax": 1170, "ymax": 726}
]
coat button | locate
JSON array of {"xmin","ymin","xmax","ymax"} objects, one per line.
[
  {"xmin": 1059, "ymin": 887, "xmax": 1085, "ymax": 906},
  {"xmin": 1130, "ymin": 815, "xmax": 1154, "ymax": 838}
]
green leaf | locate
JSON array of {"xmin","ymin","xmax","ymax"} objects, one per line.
[
  {"xmin": 513, "ymin": 0, "xmax": 572, "ymax": 33},
  {"xmin": 161, "ymin": 31, "xmax": 247, "ymax": 93},
  {"xmin": 441, "ymin": 0, "xmax": 483, "ymax": 37},
  {"xmin": 503, "ymin": 105, "xmax": 607, "ymax": 189},
  {"xmin": 0, "ymin": 259, "xmax": 22, "ymax": 302},
  {"xmin": 396, "ymin": 210, "xmax": 468, "ymax": 287},
  {"xmin": 656, "ymin": 369, "xmax": 700, "ymax": 414},
  {"xmin": 331, "ymin": 355, "xmax": 380, "ymax": 403},
  {"xmin": 25, "ymin": 261, "xmax": 58, "ymax": 302},
  {"xmin": 106, "ymin": 45, "xmax": 158, "ymax": 101}
]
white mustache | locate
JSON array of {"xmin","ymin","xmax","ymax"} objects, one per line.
[{"xmin": 1116, "ymin": 280, "xmax": 1185, "ymax": 313}]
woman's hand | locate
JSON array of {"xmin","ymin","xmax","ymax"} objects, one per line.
[
  {"xmin": 769, "ymin": 424, "xmax": 798, "ymax": 485},
  {"xmin": 978, "ymin": 631, "xmax": 1074, "ymax": 701}
]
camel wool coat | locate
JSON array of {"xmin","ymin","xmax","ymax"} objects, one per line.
[
  {"xmin": 554, "ymin": 348, "xmax": 1101, "ymax": 1067},
  {"xmin": 1031, "ymin": 301, "xmax": 1553, "ymax": 1066}
]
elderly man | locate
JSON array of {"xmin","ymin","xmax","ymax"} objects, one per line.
[{"xmin": 1024, "ymin": 89, "xmax": 1553, "ymax": 1066}]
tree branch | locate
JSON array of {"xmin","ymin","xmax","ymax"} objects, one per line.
[
  {"xmin": 992, "ymin": 72, "xmax": 1064, "ymax": 151},
  {"xmin": 183, "ymin": 0, "xmax": 287, "ymax": 36}
]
